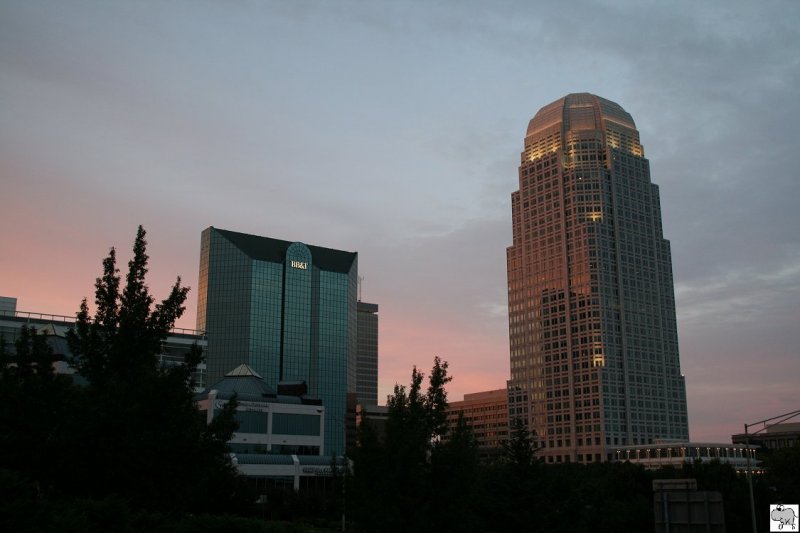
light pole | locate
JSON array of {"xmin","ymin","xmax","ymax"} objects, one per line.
[{"xmin": 743, "ymin": 409, "xmax": 800, "ymax": 533}]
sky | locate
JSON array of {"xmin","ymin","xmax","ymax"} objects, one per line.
[{"xmin": 1, "ymin": 0, "xmax": 798, "ymax": 443}]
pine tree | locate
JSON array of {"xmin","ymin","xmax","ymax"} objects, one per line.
[
  {"xmin": 353, "ymin": 357, "xmax": 453, "ymax": 532},
  {"xmin": 62, "ymin": 226, "xmax": 247, "ymax": 513},
  {"xmin": 68, "ymin": 226, "xmax": 189, "ymax": 385},
  {"xmin": 425, "ymin": 355, "xmax": 452, "ymax": 442},
  {"xmin": 503, "ymin": 416, "xmax": 539, "ymax": 473},
  {"xmin": 429, "ymin": 412, "xmax": 480, "ymax": 532},
  {"xmin": 0, "ymin": 326, "xmax": 73, "ymax": 492}
]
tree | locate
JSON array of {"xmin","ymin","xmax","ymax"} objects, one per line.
[
  {"xmin": 61, "ymin": 226, "xmax": 247, "ymax": 513},
  {"xmin": 378, "ymin": 365, "xmax": 431, "ymax": 531},
  {"xmin": 429, "ymin": 412, "xmax": 480, "ymax": 532},
  {"xmin": 385, "ymin": 364, "xmax": 428, "ymax": 458},
  {"xmin": 425, "ymin": 356, "xmax": 452, "ymax": 442},
  {"xmin": 351, "ymin": 356, "xmax": 453, "ymax": 532},
  {"xmin": 67, "ymin": 226, "xmax": 189, "ymax": 385},
  {"xmin": 0, "ymin": 326, "xmax": 74, "ymax": 494},
  {"xmin": 765, "ymin": 443, "xmax": 800, "ymax": 504},
  {"xmin": 502, "ymin": 416, "xmax": 539, "ymax": 473}
]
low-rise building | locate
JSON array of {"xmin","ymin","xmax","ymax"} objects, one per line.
[
  {"xmin": 0, "ymin": 303, "xmax": 207, "ymax": 390},
  {"xmin": 356, "ymin": 403, "xmax": 389, "ymax": 443},
  {"xmin": 445, "ymin": 388, "xmax": 509, "ymax": 459},
  {"xmin": 197, "ymin": 364, "xmax": 325, "ymax": 456},
  {"xmin": 612, "ymin": 441, "xmax": 760, "ymax": 473},
  {"xmin": 196, "ymin": 364, "xmax": 347, "ymax": 491},
  {"xmin": 731, "ymin": 422, "xmax": 800, "ymax": 452}
]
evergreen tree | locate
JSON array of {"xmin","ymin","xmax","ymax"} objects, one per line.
[
  {"xmin": 429, "ymin": 412, "xmax": 480, "ymax": 532},
  {"xmin": 380, "ymin": 365, "xmax": 430, "ymax": 531},
  {"xmin": 62, "ymin": 226, "xmax": 248, "ymax": 513},
  {"xmin": 765, "ymin": 443, "xmax": 800, "ymax": 505},
  {"xmin": 351, "ymin": 357, "xmax": 453, "ymax": 532},
  {"xmin": 502, "ymin": 416, "xmax": 539, "ymax": 474},
  {"xmin": 0, "ymin": 326, "xmax": 74, "ymax": 494},
  {"xmin": 68, "ymin": 226, "xmax": 189, "ymax": 385},
  {"xmin": 349, "ymin": 412, "xmax": 384, "ymax": 528},
  {"xmin": 425, "ymin": 356, "xmax": 452, "ymax": 442}
]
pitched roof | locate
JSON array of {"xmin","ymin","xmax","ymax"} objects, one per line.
[
  {"xmin": 197, "ymin": 365, "xmax": 322, "ymax": 406},
  {"xmin": 200, "ymin": 366, "xmax": 276, "ymax": 402},
  {"xmin": 225, "ymin": 363, "xmax": 263, "ymax": 378}
]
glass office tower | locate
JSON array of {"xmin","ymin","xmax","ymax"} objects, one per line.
[
  {"xmin": 506, "ymin": 93, "xmax": 689, "ymax": 464},
  {"xmin": 356, "ymin": 301, "xmax": 379, "ymax": 407},
  {"xmin": 197, "ymin": 227, "xmax": 358, "ymax": 455}
]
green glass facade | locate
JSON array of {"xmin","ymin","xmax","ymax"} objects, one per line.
[{"xmin": 197, "ymin": 227, "xmax": 357, "ymax": 455}]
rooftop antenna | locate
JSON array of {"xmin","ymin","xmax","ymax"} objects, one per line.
[{"xmin": 358, "ymin": 276, "xmax": 364, "ymax": 302}]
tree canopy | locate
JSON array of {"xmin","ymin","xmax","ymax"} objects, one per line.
[
  {"xmin": 351, "ymin": 356, "xmax": 482, "ymax": 532},
  {"xmin": 2, "ymin": 227, "xmax": 796, "ymax": 531},
  {"xmin": 0, "ymin": 226, "xmax": 249, "ymax": 524}
]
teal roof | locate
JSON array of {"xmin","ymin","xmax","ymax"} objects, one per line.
[
  {"xmin": 196, "ymin": 364, "xmax": 321, "ymax": 405},
  {"xmin": 211, "ymin": 227, "xmax": 357, "ymax": 274},
  {"xmin": 197, "ymin": 364, "xmax": 276, "ymax": 402}
]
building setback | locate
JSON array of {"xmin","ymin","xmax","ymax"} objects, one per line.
[
  {"xmin": 196, "ymin": 227, "xmax": 358, "ymax": 455},
  {"xmin": 506, "ymin": 93, "xmax": 689, "ymax": 464}
]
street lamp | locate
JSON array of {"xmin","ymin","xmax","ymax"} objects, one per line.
[{"xmin": 743, "ymin": 409, "xmax": 800, "ymax": 533}]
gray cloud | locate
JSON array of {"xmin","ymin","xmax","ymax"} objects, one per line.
[{"xmin": 2, "ymin": 0, "xmax": 798, "ymax": 438}]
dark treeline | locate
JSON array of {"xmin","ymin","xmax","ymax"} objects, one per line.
[
  {"xmin": 0, "ymin": 228, "xmax": 797, "ymax": 532},
  {"xmin": 347, "ymin": 358, "xmax": 798, "ymax": 533},
  {"xmin": 0, "ymin": 227, "xmax": 263, "ymax": 532}
]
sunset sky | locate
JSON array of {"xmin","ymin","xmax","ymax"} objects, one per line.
[{"xmin": 1, "ymin": 0, "xmax": 798, "ymax": 442}]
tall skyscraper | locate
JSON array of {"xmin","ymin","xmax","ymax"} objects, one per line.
[
  {"xmin": 506, "ymin": 93, "xmax": 689, "ymax": 464},
  {"xmin": 356, "ymin": 301, "xmax": 379, "ymax": 407},
  {"xmin": 197, "ymin": 227, "xmax": 358, "ymax": 455}
]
